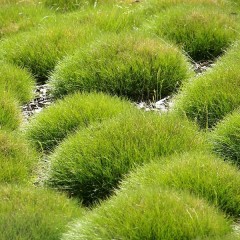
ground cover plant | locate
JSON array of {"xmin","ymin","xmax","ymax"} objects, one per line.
[
  {"xmin": 0, "ymin": 63, "xmax": 34, "ymax": 103},
  {"xmin": 211, "ymin": 109, "xmax": 240, "ymax": 166},
  {"xmin": 46, "ymin": 111, "xmax": 207, "ymax": 206},
  {"xmin": 25, "ymin": 92, "xmax": 135, "ymax": 152},
  {"xmin": 174, "ymin": 42, "xmax": 240, "ymax": 129},
  {"xmin": 0, "ymin": 185, "xmax": 84, "ymax": 240},
  {"xmin": 120, "ymin": 152, "xmax": 240, "ymax": 218},
  {"xmin": 0, "ymin": 92, "xmax": 21, "ymax": 131},
  {"xmin": 62, "ymin": 187, "xmax": 232, "ymax": 240},
  {"xmin": 0, "ymin": 130, "xmax": 37, "ymax": 184},
  {"xmin": 147, "ymin": 4, "xmax": 237, "ymax": 61},
  {"xmin": 49, "ymin": 33, "xmax": 193, "ymax": 100}
]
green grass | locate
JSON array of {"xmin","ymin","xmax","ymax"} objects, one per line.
[
  {"xmin": 0, "ymin": 185, "xmax": 84, "ymax": 240},
  {"xmin": 49, "ymin": 33, "xmax": 193, "ymax": 100},
  {"xmin": 46, "ymin": 111, "xmax": 207, "ymax": 206},
  {"xmin": 211, "ymin": 109, "xmax": 240, "ymax": 166},
  {"xmin": 25, "ymin": 92, "xmax": 135, "ymax": 152},
  {"xmin": 120, "ymin": 152, "xmax": 240, "ymax": 218},
  {"xmin": 0, "ymin": 130, "xmax": 38, "ymax": 184},
  {"xmin": 0, "ymin": 92, "xmax": 21, "ymax": 131},
  {"xmin": 62, "ymin": 187, "xmax": 232, "ymax": 240},
  {"xmin": 0, "ymin": 63, "xmax": 35, "ymax": 103},
  {"xmin": 146, "ymin": 4, "xmax": 238, "ymax": 61},
  {"xmin": 173, "ymin": 42, "xmax": 240, "ymax": 129}
]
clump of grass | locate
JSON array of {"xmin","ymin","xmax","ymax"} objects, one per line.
[
  {"xmin": 0, "ymin": 92, "xmax": 21, "ymax": 131},
  {"xmin": 0, "ymin": 63, "xmax": 35, "ymax": 103},
  {"xmin": 173, "ymin": 42, "xmax": 240, "ymax": 129},
  {"xmin": 0, "ymin": 18, "xmax": 97, "ymax": 83},
  {"xmin": 0, "ymin": 130, "xmax": 38, "ymax": 184},
  {"xmin": 148, "ymin": 4, "xmax": 237, "ymax": 61},
  {"xmin": 49, "ymin": 33, "xmax": 193, "ymax": 100},
  {"xmin": 0, "ymin": 3, "xmax": 55, "ymax": 38},
  {"xmin": 47, "ymin": 111, "xmax": 207, "ymax": 205},
  {"xmin": 211, "ymin": 109, "xmax": 240, "ymax": 166},
  {"xmin": 0, "ymin": 185, "xmax": 84, "ymax": 240},
  {"xmin": 62, "ymin": 187, "xmax": 232, "ymax": 240},
  {"xmin": 120, "ymin": 152, "xmax": 240, "ymax": 218},
  {"xmin": 25, "ymin": 92, "xmax": 135, "ymax": 152}
]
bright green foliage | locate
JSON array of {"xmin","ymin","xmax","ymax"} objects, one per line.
[
  {"xmin": 149, "ymin": 4, "xmax": 237, "ymax": 61},
  {"xmin": 0, "ymin": 185, "xmax": 84, "ymax": 240},
  {"xmin": 50, "ymin": 34, "xmax": 192, "ymax": 100},
  {"xmin": 0, "ymin": 3, "xmax": 55, "ymax": 38},
  {"xmin": 26, "ymin": 92, "xmax": 135, "ymax": 152},
  {"xmin": 211, "ymin": 109, "xmax": 240, "ymax": 166},
  {"xmin": 62, "ymin": 187, "xmax": 232, "ymax": 240},
  {"xmin": 0, "ymin": 92, "xmax": 21, "ymax": 131},
  {"xmin": 0, "ymin": 130, "xmax": 38, "ymax": 184},
  {"xmin": 47, "ymin": 111, "xmax": 207, "ymax": 205},
  {"xmin": 120, "ymin": 152, "xmax": 240, "ymax": 217},
  {"xmin": 0, "ymin": 63, "xmax": 34, "ymax": 103},
  {"xmin": 174, "ymin": 42, "xmax": 240, "ymax": 129}
]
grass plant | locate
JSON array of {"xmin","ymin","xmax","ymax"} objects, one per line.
[
  {"xmin": 120, "ymin": 152, "xmax": 240, "ymax": 217},
  {"xmin": 174, "ymin": 42, "xmax": 240, "ymax": 129},
  {"xmin": 46, "ymin": 111, "xmax": 207, "ymax": 205},
  {"xmin": 148, "ymin": 4, "xmax": 237, "ymax": 61},
  {"xmin": 0, "ymin": 130, "xmax": 38, "ymax": 184},
  {"xmin": 25, "ymin": 92, "xmax": 135, "ymax": 152},
  {"xmin": 49, "ymin": 33, "xmax": 193, "ymax": 100},
  {"xmin": 62, "ymin": 187, "xmax": 232, "ymax": 240},
  {"xmin": 0, "ymin": 92, "xmax": 21, "ymax": 131},
  {"xmin": 0, "ymin": 185, "xmax": 84, "ymax": 240},
  {"xmin": 211, "ymin": 109, "xmax": 240, "ymax": 166},
  {"xmin": 0, "ymin": 63, "xmax": 35, "ymax": 103}
]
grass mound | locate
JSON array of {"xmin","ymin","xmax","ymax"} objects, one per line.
[
  {"xmin": 0, "ymin": 92, "xmax": 21, "ymax": 131},
  {"xmin": 63, "ymin": 187, "xmax": 232, "ymax": 240},
  {"xmin": 173, "ymin": 42, "xmax": 240, "ymax": 129},
  {"xmin": 0, "ymin": 130, "xmax": 38, "ymax": 184},
  {"xmin": 0, "ymin": 63, "xmax": 34, "ymax": 103},
  {"xmin": 120, "ymin": 152, "xmax": 240, "ymax": 218},
  {"xmin": 149, "ymin": 4, "xmax": 237, "ymax": 61},
  {"xmin": 47, "ymin": 111, "xmax": 207, "ymax": 205},
  {"xmin": 0, "ymin": 185, "xmax": 84, "ymax": 240},
  {"xmin": 26, "ymin": 92, "xmax": 135, "ymax": 152},
  {"xmin": 50, "ymin": 34, "xmax": 192, "ymax": 100},
  {"xmin": 211, "ymin": 109, "xmax": 240, "ymax": 166}
]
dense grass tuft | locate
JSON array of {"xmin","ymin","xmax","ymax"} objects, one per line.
[
  {"xmin": 0, "ymin": 63, "xmax": 35, "ymax": 103},
  {"xmin": 50, "ymin": 34, "xmax": 193, "ymax": 100},
  {"xmin": 211, "ymin": 109, "xmax": 240, "ymax": 166},
  {"xmin": 0, "ymin": 185, "xmax": 84, "ymax": 240},
  {"xmin": 0, "ymin": 92, "xmax": 21, "ymax": 131},
  {"xmin": 62, "ymin": 187, "xmax": 232, "ymax": 240},
  {"xmin": 46, "ymin": 111, "xmax": 207, "ymax": 205},
  {"xmin": 25, "ymin": 92, "xmax": 135, "ymax": 152},
  {"xmin": 174, "ymin": 42, "xmax": 240, "ymax": 129},
  {"xmin": 148, "ymin": 4, "xmax": 237, "ymax": 61},
  {"xmin": 0, "ymin": 130, "xmax": 38, "ymax": 184},
  {"xmin": 120, "ymin": 152, "xmax": 240, "ymax": 217}
]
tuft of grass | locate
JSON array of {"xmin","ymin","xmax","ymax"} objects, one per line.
[
  {"xmin": 0, "ymin": 185, "xmax": 84, "ymax": 240},
  {"xmin": 0, "ymin": 130, "xmax": 38, "ymax": 184},
  {"xmin": 0, "ymin": 63, "xmax": 35, "ymax": 103},
  {"xmin": 49, "ymin": 33, "xmax": 193, "ymax": 100},
  {"xmin": 62, "ymin": 187, "xmax": 232, "ymax": 240},
  {"xmin": 46, "ymin": 111, "xmax": 207, "ymax": 206},
  {"xmin": 0, "ymin": 92, "xmax": 21, "ymax": 131},
  {"xmin": 173, "ymin": 42, "xmax": 240, "ymax": 129},
  {"xmin": 120, "ymin": 152, "xmax": 240, "ymax": 218},
  {"xmin": 211, "ymin": 109, "xmax": 240, "ymax": 166},
  {"xmin": 147, "ymin": 4, "xmax": 238, "ymax": 61},
  {"xmin": 25, "ymin": 92, "xmax": 135, "ymax": 152}
]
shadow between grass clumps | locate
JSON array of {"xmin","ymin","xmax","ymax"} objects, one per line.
[{"xmin": 46, "ymin": 111, "xmax": 207, "ymax": 206}]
